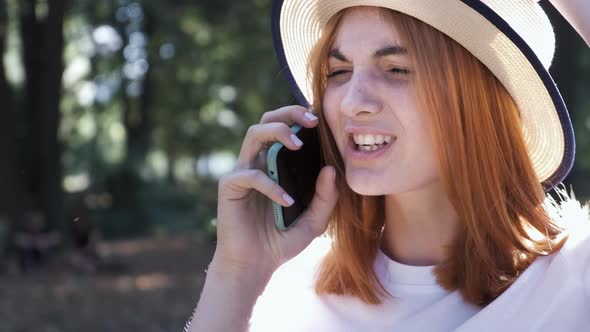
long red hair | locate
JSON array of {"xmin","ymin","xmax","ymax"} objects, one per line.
[{"xmin": 309, "ymin": 8, "xmax": 569, "ymax": 306}]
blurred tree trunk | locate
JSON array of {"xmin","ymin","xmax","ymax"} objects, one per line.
[
  {"xmin": 19, "ymin": 0, "xmax": 66, "ymax": 230},
  {"xmin": 124, "ymin": 7, "xmax": 153, "ymax": 168},
  {"xmin": 0, "ymin": 0, "xmax": 27, "ymax": 228}
]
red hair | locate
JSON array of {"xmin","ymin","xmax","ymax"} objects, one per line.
[{"xmin": 309, "ymin": 8, "xmax": 569, "ymax": 306}]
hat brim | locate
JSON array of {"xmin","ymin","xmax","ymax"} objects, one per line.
[{"xmin": 272, "ymin": 0, "xmax": 575, "ymax": 192}]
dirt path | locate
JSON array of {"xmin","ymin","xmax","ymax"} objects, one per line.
[{"xmin": 0, "ymin": 232, "xmax": 215, "ymax": 332}]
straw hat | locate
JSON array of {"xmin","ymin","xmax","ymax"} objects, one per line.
[{"xmin": 271, "ymin": 0, "xmax": 575, "ymax": 191}]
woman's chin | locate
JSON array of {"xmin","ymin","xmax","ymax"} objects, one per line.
[
  {"xmin": 349, "ymin": 186, "xmax": 384, "ymax": 196},
  {"xmin": 346, "ymin": 171, "xmax": 390, "ymax": 196},
  {"xmin": 345, "ymin": 168, "xmax": 442, "ymax": 196}
]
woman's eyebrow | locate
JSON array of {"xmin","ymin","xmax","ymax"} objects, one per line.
[
  {"xmin": 329, "ymin": 45, "xmax": 408, "ymax": 62},
  {"xmin": 374, "ymin": 45, "xmax": 407, "ymax": 57}
]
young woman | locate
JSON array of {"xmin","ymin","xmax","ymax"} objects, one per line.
[{"xmin": 188, "ymin": 1, "xmax": 590, "ymax": 331}]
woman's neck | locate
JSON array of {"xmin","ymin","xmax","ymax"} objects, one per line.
[{"xmin": 381, "ymin": 180, "xmax": 459, "ymax": 266}]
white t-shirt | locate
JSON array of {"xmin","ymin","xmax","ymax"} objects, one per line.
[{"xmin": 249, "ymin": 202, "xmax": 590, "ymax": 332}]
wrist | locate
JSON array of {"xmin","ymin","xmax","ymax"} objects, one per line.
[
  {"xmin": 208, "ymin": 255, "xmax": 275, "ymax": 294},
  {"xmin": 188, "ymin": 257, "xmax": 275, "ymax": 332}
]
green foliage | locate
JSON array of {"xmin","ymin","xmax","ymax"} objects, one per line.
[
  {"xmin": 57, "ymin": 0, "xmax": 292, "ymax": 238},
  {"xmin": 574, "ymin": 48, "xmax": 590, "ymax": 170},
  {"xmin": 5, "ymin": 0, "xmax": 588, "ymax": 239}
]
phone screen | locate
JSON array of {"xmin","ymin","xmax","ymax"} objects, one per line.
[{"xmin": 275, "ymin": 126, "xmax": 323, "ymax": 228}]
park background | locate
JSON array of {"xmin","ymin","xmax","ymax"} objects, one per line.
[{"xmin": 0, "ymin": 1, "xmax": 588, "ymax": 331}]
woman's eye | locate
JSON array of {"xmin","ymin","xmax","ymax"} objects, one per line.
[
  {"xmin": 327, "ymin": 70, "xmax": 350, "ymax": 78},
  {"xmin": 388, "ymin": 67, "xmax": 411, "ymax": 75},
  {"xmin": 326, "ymin": 68, "xmax": 411, "ymax": 79}
]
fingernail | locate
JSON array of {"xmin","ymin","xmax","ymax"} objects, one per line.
[
  {"xmin": 291, "ymin": 134, "xmax": 303, "ymax": 146},
  {"xmin": 282, "ymin": 193, "xmax": 295, "ymax": 206},
  {"xmin": 304, "ymin": 112, "xmax": 318, "ymax": 121}
]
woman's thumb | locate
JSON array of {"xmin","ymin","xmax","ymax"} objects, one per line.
[{"xmin": 296, "ymin": 166, "xmax": 339, "ymax": 237}]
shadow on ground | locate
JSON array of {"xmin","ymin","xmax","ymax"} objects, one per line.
[{"xmin": 0, "ymin": 231, "xmax": 215, "ymax": 332}]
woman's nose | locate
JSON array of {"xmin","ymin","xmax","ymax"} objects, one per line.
[{"xmin": 340, "ymin": 70, "xmax": 383, "ymax": 118}]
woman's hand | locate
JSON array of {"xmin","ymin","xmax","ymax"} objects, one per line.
[{"xmin": 212, "ymin": 105, "xmax": 339, "ymax": 279}]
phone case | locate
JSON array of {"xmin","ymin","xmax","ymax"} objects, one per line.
[{"xmin": 267, "ymin": 124, "xmax": 303, "ymax": 230}]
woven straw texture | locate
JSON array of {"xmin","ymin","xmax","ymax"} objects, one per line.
[{"xmin": 277, "ymin": 0, "xmax": 565, "ymax": 183}]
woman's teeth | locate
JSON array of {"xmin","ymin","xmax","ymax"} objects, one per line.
[
  {"xmin": 352, "ymin": 134, "xmax": 394, "ymax": 151},
  {"xmin": 359, "ymin": 144, "xmax": 386, "ymax": 151},
  {"xmin": 353, "ymin": 134, "xmax": 393, "ymax": 145}
]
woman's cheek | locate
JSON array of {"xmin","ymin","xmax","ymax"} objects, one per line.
[{"xmin": 322, "ymin": 91, "xmax": 339, "ymax": 130}]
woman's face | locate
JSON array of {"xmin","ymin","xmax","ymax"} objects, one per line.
[{"xmin": 323, "ymin": 7, "xmax": 440, "ymax": 196}]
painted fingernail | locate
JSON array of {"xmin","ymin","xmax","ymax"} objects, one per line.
[
  {"xmin": 283, "ymin": 193, "xmax": 295, "ymax": 206},
  {"xmin": 291, "ymin": 134, "xmax": 303, "ymax": 146},
  {"xmin": 304, "ymin": 112, "xmax": 318, "ymax": 121}
]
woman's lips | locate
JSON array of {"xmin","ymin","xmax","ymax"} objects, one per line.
[{"xmin": 346, "ymin": 136, "xmax": 396, "ymax": 162}]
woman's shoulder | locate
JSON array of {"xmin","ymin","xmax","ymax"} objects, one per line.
[
  {"xmin": 248, "ymin": 236, "xmax": 333, "ymax": 330},
  {"xmin": 543, "ymin": 190, "xmax": 590, "ymax": 291},
  {"xmin": 545, "ymin": 190, "xmax": 590, "ymax": 257},
  {"xmin": 261, "ymin": 235, "xmax": 332, "ymax": 291}
]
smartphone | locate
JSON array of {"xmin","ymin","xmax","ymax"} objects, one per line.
[{"xmin": 267, "ymin": 124, "xmax": 323, "ymax": 230}]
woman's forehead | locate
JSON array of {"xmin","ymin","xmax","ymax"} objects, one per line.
[{"xmin": 331, "ymin": 7, "xmax": 403, "ymax": 53}]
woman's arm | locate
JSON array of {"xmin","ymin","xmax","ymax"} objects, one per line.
[
  {"xmin": 185, "ymin": 258, "xmax": 273, "ymax": 332},
  {"xmin": 548, "ymin": 0, "xmax": 590, "ymax": 46}
]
